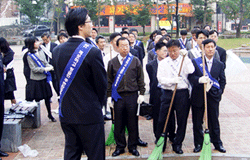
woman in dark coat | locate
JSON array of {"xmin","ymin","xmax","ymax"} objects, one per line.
[{"xmin": 0, "ymin": 37, "xmax": 17, "ymax": 105}]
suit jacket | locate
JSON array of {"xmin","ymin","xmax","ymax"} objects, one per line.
[
  {"xmin": 188, "ymin": 58, "xmax": 226, "ymax": 107},
  {"xmin": 216, "ymin": 46, "xmax": 226, "ymax": 68},
  {"xmin": 147, "ymin": 49, "xmax": 157, "ymax": 64},
  {"xmin": 146, "ymin": 59, "xmax": 161, "ymax": 105},
  {"xmin": 130, "ymin": 47, "xmax": 140, "ymax": 60},
  {"xmin": 43, "ymin": 42, "xmax": 57, "ymax": 64},
  {"xmin": 137, "ymin": 40, "xmax": 145, "ymax": 60},
  {"xmin": 52, "ymin": 37, "xmax": 107, "ymax": 124},
  {"xmin": 185, "ymin": 40, "xmax": 192, "ymax": 51},
  {"xmin": 133, "ymin": 45, "xmax": 144, "ymax": 65}
]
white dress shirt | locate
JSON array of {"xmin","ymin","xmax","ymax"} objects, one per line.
[
  {"xmin": 103, "ymin": 50, "xmax": 119, "ymax": 71},
  {"xmin": 157, "ymin": 55, "xmax": 195, "ymax": 90},
  {"xmin": 205, "ymin": 56, "xmax": 213, "ymax": 72},
  {"xmin": 45, "ymin": 41, "xmax": 51, "ymax": 51},
  {"xmin": 117, "ymin": 53, "xmax": 132, "ymax": 65}
]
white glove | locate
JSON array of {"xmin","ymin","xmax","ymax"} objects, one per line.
[
  {"xmin": 169, "ymin": 77, "xmax": 182, "ymax": 84},
  {"xmin": 206, "ymin": 80, "xmax": 212, "ymax": 92},
  {"xmin": 44, "ymin": 66, "xmax": 54, "ymax": 72},
  {"xmin": 107, "ymin": 97, "xmax": 113, "ymax": 108},
  {"xmin": 137, "ymin": 95, "xmax": 144, "ymax": 104},
  {"xmin": 199, "ymin": 76, "xmax": 210, "ymax": 84},
  {"xmin": 180, "ymin": 49, "xmax": 188, "ymax": 56}
]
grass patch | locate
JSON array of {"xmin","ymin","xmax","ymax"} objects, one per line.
[{"xmin": 217, "ymin": 38, "xmax": 250, "ymax": 50}]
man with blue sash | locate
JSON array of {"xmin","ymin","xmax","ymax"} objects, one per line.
[
  {"xmin": 130, "ymin": 28, "xmax": 145, "ymax": 64},
  {"xmin": 107, "ymin": 37, "xmax": 145, "ymax": 157},
  {"xmin": 147, "ymin": 34, "xmax": 162, "ymax": 64},
  {"xmin": 52, "ymin": 8, "xmax": 107, "ymax": 160},
  {"xmin": 179, "ymin": 30, "xmax": 192, "ymax": 51},
  {"xmin": 188, "ymin": 39, "xmax": 226, "ymax": 153}
]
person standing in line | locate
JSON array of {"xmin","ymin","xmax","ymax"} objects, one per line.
[
  {"xmin": 179, "ymin": 30, "xmax": 192, "ymax": 51},
  {"xmin": 52, "ymin": 7, "xmax": 107, "ymax": 160},
  {"xmin": 121, "ymin": 31, "xmax": 140, "ymax": 59},
  {"xmin": 107, "ymin": 37, "xmax": 145, "ymax": 157},
  {"xmin": 157, "ymin": 40, "xmax": 195, "ymax": 154},
  {"xmin": 128, "ymin": 32, "xmax": 144, "ymax": 65},
  {"xmin": 0, "ymin": 44, "xmax": 8, "ymax": 160},
  {"xmin": 188, "ymin": 39, "xmax": 226, "ymax": 153},
  {"xmin": 26, "ymin": 36, "xmax": 56, "ymax": 122},
  {"xmin": 57, "ymin": 33, "xmax": 69, "ymax": 44},
  {"xmin": 209, "ymin": 30, "xmax": 226, "ymax": 68},
  {"xmin": 146, "ymin": 42, "xmax": 175, "ymax": 141},
  {"xmin": 0, "ymin": 37, "xmax": 17, "ymax": 105},
  {"xmin": 130, "ymin": 28, "xmax": 145, "ymax": 64}
]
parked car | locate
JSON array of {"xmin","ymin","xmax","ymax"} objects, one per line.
[{"xmin": 23, "ymin": 25, "xmax": 50, "ymax": 37}]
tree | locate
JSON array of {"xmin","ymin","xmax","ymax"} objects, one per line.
[
  {"xmin": 220, "ymin": 0, "xmax": 250, "ymax": 38},
  {"xmin": 14, "ymin": 0, "xmax": 49, "ymax": 24},
  {"xmin": 124, "ymin": 0, "xmax": 153, "ymax": 35},
  {"xmin": 190, "ymin": 0, "xmax": 214, "ymax": 26}
]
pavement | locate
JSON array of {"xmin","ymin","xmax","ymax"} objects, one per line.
[{"xmin": 2, "ymin": 44, "xmax": 250, "ymax": 160}]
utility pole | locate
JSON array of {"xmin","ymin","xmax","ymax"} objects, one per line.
[
  {"xmin": 156, "ymin": 0, "xmax": 159, "ymax": 30},
  {"xmin": 176, "ymin": 0, "xmax": 179, "ymax": 38}
]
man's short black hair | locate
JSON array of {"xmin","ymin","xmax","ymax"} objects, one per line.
[
  {"xmin": 92, "ymin": 28, "xmax": 98, "ymax": 33},
  {"xmin": 155, "ymin": 42, "xmax": 167, "ymax": 51},
  {"xmin": 130, "ymin": 28, "xmax": 138, "ymax": 33},
  {"xmin": 96, "ymin": 35, "xmax": 105, "ymax": 44},
  {"xmin": 41, "ymin": 32, "xmax": 50, "ymax": 38},
  {"xmin": 191, "ymin": 28, "xmax": 199, "ymax": 34},
  {"xmin": 161, "ymin": 28, "xmax": 167, "ymax": 32},
  {"xmin": 57, "ymin": 33, "xmax": 68, "ymax": 41},
  {"xmin": 128, "ymin": 32, "xmax": 136, "ymax": 37},
  {"xmin": 209, "ymin": 30, "xmax": 219, "ymax": 36},
  {"xmin": 120, "ymin": 31, "xmax": 129, "ymax": 36},
  {"xmin": 203, "ymin": 25, "xmax": 211, "ymax": 30},
  {"xmin": 166, "ymin": 39, "xmax": 180, "ymax": 48},
  {"xmin": 116, "ymin": 37, "xmax": 130, "ymax": 46},
  {"xmin": 109, "ymin": 32, "xmax": 121, "ymax": 42},
  {"xmin": 196, "ymin": 29, "xmax": 209, "ymax": 39},
  {"xmin": 158, "ymin": 36, "xmax": 170, "ymax": 44},
  {"xmin": 122, "ymin": 27, "xmax": 129, "ymax": 31},
  {"xmin": 202, "ymin": 39, "xmax": 216, "ymax": 47},
  {"xmin": 149, "ymin": 30, "xmax": 162, "ymax": 40},
  {"xmin": 193, "ymin": 25, "xmax": 201, "ymax": 29},
  {"xmin": 180, "ymin": 30, "xmax": 187, "ymax": 35},
  {"xmin": 65, "ymin": 7, "xmax": 88, "ymax": 36}
]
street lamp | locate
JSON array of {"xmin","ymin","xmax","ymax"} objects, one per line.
[{"xmin": 175, "ymin": 0, "xmax": 179, "ymax": 38}]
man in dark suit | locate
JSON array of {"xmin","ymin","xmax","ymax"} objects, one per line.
[
  {"xmin": 0, "ymin": 52, "xmax": 9, "ymax": 159},
  {"xmin": 146, "ymin": 42, "xmax": 175, "ymax": 141},
  {"xmin": 121, "ymin": 31, "xmax": 140, "ymax": 59},
  {"xmin": 41, "ymin": 32, "xmax": 59, "ymax": 96},
  {"xmin": 107, "ymin": 37, "xmax": 145, "ymax": 157},
  {"xmin": 209, "ymin": 30, "xmax": 226, "ymax": 68},
  {"xmin": 130, "ymin": 28, "xmax": 145, "ymax": 63},
  {"xmin": 188, "ymin": 39, "xmax": 226, "ymax": 153},
  {"xmin": 52, "ymin": 7, "xmax": 107, "ymax": 160},
  {"xmin": 128, "ymin": 32, "xmax": 144, "ymax": 65},
  {"xmin": 179, "ymin": 30, "xmax": 192, "ymax": 51}
]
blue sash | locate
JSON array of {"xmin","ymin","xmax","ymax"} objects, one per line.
[
  {"xmin": 59, "ymin": 41, "xmax": 92, "ymax": 117},
  {"xmin": 112, "ymin": 54, "xmax": 134, "ymax": 102},
  {"xmin": 28, "ymin": 52, "xmax": 52, "ymax": 83},
  {"xmin": 152, "ymin": 48, "xmax": 157, "ymax": 55},
  {"xmin": 194, "ymin": 57, "xmax": 220, "ymax": 89},
  {"xmin": 135, "ymin": 40, "xmax": 141, "ymax": 46},
  {"xmin": 178, "ymin": 39, "xmax": 186, "ymax": 49}
]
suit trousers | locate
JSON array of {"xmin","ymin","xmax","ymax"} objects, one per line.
[
  {"xmin": 50, "ymin": 70, "xmax": 60, "ymax": 96},
  {"xmin": 114, "ymin": 92, "xmax": 138, "ymax": 150},
  {"xmin": 60, "ymin": 122, "xmax": 105, "ymax": 160},
  {"xmin": 157, "ymin": 89, "xmax": 190, "ymax": 147},
  {"xmin": 192, "ymin": 93, "xmax": 222, "ymax": 147}
]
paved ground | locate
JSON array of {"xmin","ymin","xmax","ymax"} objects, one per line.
[{"xmin": 2, "ymin": 45, "xmax": 250, "ymax": 160}]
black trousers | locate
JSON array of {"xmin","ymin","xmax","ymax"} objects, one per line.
[
  {"xmin": 60, "ymin": 122, "xmax": 105, "ymax": 160},
  {"xmin": 192, "ymin": 94, "xmax": 222, "ymax": 147},
  {"xmin": 152, "ymin": 88, "xmax": 175, "ymax": 139},
  {"xmin": 0, "ymin": 101, "xmax": 4, "ymax": 148},
  {"xmin": 50, "ymin": 71, "xmax": 60, "ymax": 96},
  {"xmin": 114, "ymin": 92, "xmax": 138, "ymax": 150},
  {"xmin": 156, "ymin": 89, "xmax": 190, "ymax": 147}
]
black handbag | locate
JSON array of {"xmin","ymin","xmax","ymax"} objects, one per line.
[{"xmin": 139, "ymin": 102, "xmax": 153, "ymax": 116}]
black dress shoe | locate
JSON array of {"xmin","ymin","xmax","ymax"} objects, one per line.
[
  {"xmin": 0, "ymin": 150, "xmax": 8, "ymax": 157},
  {"xmin": 112, "ymin": 149, "xmax": 125, "ymax": 157},
  {"xmin": 215, "ymin": 145, "xmax": 226, "ymax": 153},
  {"xmin": 137, "ymin": 138, "xmax": 148, "ymax": 147},
  {"xmin": 104, "ymin": 115, "xmax": 112, "ymax": 121},
  {"xmin": 129, "ymin": 149, "xmax": 140, "ymax": 156},
  {"xmin": 172, "ymin": 145, "xmax": 183, "ymax": 154},
  {"xmin": 193, "ymin": 144, "xmax": 202, "ymax": 153}
]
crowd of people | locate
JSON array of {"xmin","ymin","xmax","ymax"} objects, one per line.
[{"xmin": 0, "ymin": 7, "xmax": 229, "ymax": 160}]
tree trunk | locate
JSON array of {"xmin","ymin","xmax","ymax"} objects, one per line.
[
  {"xmin": 203, "ymin": 0, "xmax": 208, "ymax": 26},
  {"xmin": 143, "ymin": 25, "xmax": 145, "ymax": 36},
  {"xmin": 236, "ymin": 0, "xmax": 243, "ymax": 38}
]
